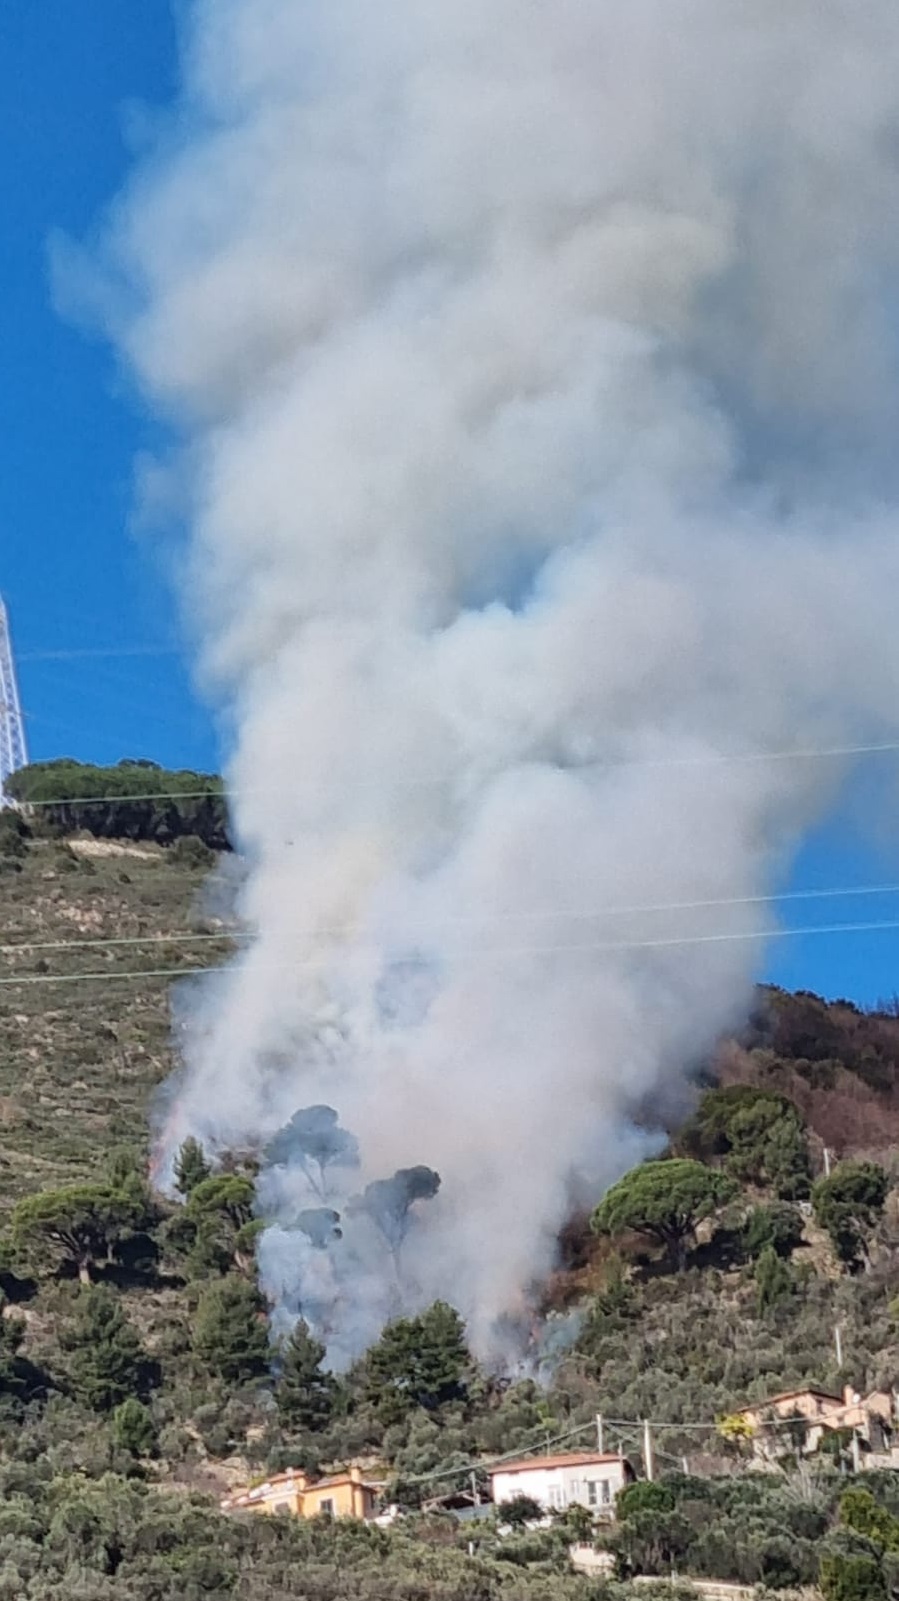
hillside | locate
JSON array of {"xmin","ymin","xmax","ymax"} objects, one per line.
[
  {"xmin": 0, "ymin": 825, "xmax": 228, "ymax": 1205},
  {"xmin": 2, "ymin": 801, "xmax": 899, "ymax": 1598}
]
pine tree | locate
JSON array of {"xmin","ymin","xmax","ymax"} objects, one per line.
[
  {"xmin": 364, "ymin": 1300, "xmax": 470, "ymax": 1423},
  {"xmin": 193, "ymin": 1276, "xmax": 270, "ymax": 1383},
  {"xmin": 113, "ymin": 1397, "xmax": 158, "ymax": 1458},
  {"xmin": 276, "ymin": 1319, "xmax": 337, "ymax": 1432},
  {"xmin": 755, "ymin": 1243, "xmax": 792, "ymax": 1314},
  {"xmin": 61, "ymin": 1286, "xmax": 153, "ymax": 1411},
  {"xmin": 174, "ymin": 1137, "xmax": 212, "ymax": 1199}
]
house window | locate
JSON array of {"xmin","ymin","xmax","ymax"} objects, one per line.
[
  {"xmin": 587, "ymin": 1482, "xmax": 598, "ymax": 1507},
  {"xmin": 569, "ymin": 1480, "xmax": 581, "ymax": 1503},
  {"xmin": 600, "ymin": 1480, "xmax": 611, "ymax": 1505},
  {"xmin": 548, "ymin": 1485, "xmax": 563, "ymax": 1509},
  {"xmin": 319, "ymin": 1499, "xmax": 335, "ymax": 1519}
]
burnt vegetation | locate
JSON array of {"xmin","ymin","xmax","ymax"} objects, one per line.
[{"xmin": 2, "ymin": 822, "xmax": 899, "ymax": 1595}]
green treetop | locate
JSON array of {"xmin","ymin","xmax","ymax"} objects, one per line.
[
  {"xmin": 812, "ymin": 1161, "xmax": 888, "ymax": 1270},
  {"xmin": 591, "ymin": 1158, "xmax": 738, "ymax": 1268}
]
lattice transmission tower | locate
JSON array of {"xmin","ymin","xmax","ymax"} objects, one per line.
[{"xmin": 0, "ymin": 596, "xmax": 27, "ymax": 803}]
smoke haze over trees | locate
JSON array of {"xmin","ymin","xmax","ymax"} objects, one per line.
[{"xmin": 73, "ymin": 0, "xmax": 899, "ymax": 1362}]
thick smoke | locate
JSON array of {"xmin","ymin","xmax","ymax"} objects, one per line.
[{"xmin": 92, "ymin": 0, "xmax": 899, "ymax": 1361}]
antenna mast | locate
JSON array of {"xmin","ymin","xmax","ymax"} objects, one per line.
[{"xmin": 0, "ymin": 597, "xmax": 27, "ymax": 803}]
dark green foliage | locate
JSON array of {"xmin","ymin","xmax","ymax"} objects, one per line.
[
  {"xmin": 591, "ymin": 1158, "xmax": 738, "ymax": 1266},
  {"xmin": 112, "ymin": 1398, "xmax": 158, "ymax": 1458},
  {"xmin": 618, "ymin": 1481, "xmax": 675, "ymax": 1519},
  {"xmin": 742, "ymin": 1201, "xmax": 803, "ymax": 1260},
  {"xmin": 192, "ymin": 1276, "xmax": 270, "ymax": 1383},
  {"xmin": 188, "ymin": 1175, "xmax": 256, "ymax": 1229},
  {"xmin": 61, "ymin": 1286, "xmax": 154, "ymax": 1412},
  {"xmin": 166, "ymin": 1174, "xmax": 257, "ymax": 1275},
  {"xmin": 754, "ymin": 1243, "xmax": 793, "ymax": 1313},
  {"xmin": 276, "ymin": 1318, "xmax": 338, "ymax": 1432},
  {"xmin": 677, "ymin": 1085, "xmax": 811, "ymax": 1198},
  {"xmin": 7, "ymin": 759, "xmax": 229, "ymax": 849},
  {"xmin": 613, "ymin": 1472, "xmax": 828, "ymax": 1588},
  {"xmin": 10, "ymin": 1183, "xmax": 151, "ymax": 1283},
  {"xmin": 500, "ymin": 1494, "xmax": 543, "ymax": 1527},
  {"xmin": 613, "ymin": 1481, "xmax": 691, "ymax": 1576},
  {"xmin": 0, "ymin": 807, "xmax": 29, "ymax": 858},
  {"xmin": 0, "ymin": 1467, "xmax": 620, "ymax": 1598},
  {"xmin": 813, "ymin": 1162, "xmax": 888, "ymax": 1268},
  {"xmin": 364, "ymin": 1301, "xmax": 470, "ymax": 1424},
  {"xmin": 173, "ymin": 1137, "xmax": 212, "ymax": 1198},
  {"xmin": 821, "ymin": 1552, "xmax": 888, "ymax": 1601}
]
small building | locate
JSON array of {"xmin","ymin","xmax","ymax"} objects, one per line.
[
  {"xmin": 221, "ymin": 1465, "xmax": 378, "ymax": 1522},
  {"xmin": 733, "ymin": 1384, "xmax": 896, "ymax": 1462},
  {"xmin": 489, "ymin": 1451, "xmax": 635, "ymax": 1517}
]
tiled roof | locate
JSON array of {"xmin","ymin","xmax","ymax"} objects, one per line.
[
  {"xmin": 733, "ymin": 1387, "xmax": 841, "ymax": 1414},
  {"xmin": 223, "ymin": 1467, "xmax": 377, "ymax": 1508},
  {"xmin": 488, "ymin": 1452, "xmax": 628, "ymax": 1475}
]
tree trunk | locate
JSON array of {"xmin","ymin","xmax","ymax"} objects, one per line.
[{"xmin": 78, "ymin": 1260, "xmax": 92, "ymax": 1286}]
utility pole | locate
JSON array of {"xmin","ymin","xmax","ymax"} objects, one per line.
[
  {"xmin": 642, "ymin": 1420, "xmax": 654, "ymax": 1483},
  {"xmin": 470, "ymin": 1470, "xmax": 479, "ymax": 1508},
  {"xmin": 596, "ymin": 1414, "xmax": 605, "ymax": 1454},
  {"xmin": 823, "ymin": 1147, "xmax": 833, "ymax": 1178},
  {"xmin": 835, "ymin": 1324, "xmax": 844, "ymax": 1369},
  {"xmin": 851, "ymin": 1431, "xmax": 862, "ymax": 1474}
]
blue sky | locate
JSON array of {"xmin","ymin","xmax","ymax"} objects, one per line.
[
  {"xmin": 1, "ymin": 2, "xmax": 897, "ymax": 1006},
  {"xmin": 0, "ymin": 1, "xmax": 213, "ymax": 773}
]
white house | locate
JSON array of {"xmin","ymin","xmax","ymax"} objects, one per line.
[{"xmin": 489, "ymin": 1451, "xmax": 635, "ymax": 1518}]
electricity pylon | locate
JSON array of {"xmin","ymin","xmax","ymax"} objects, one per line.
[{"xmin": 0, "ymin": 596, "xmax": 27, "ymax": 802}]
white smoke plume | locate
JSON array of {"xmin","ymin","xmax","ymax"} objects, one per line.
[{"xmin": 92, "ymin": 0, "xmax": 899, "ymax": 1362}]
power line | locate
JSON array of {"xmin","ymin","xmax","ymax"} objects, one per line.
[
  {"xmin": 3, "ymin": 913, "xmax": 899, "ymax": 988},
  {"xmin": 402, "ymin": 1420, "xmax": 598, "ymax": 1488},
  {"xmin": 8, "ymin": 734, "xmax": 899, "ymax": 811},
  {"xmin": 4, "ymin": 878, "xmax": 899, "ymax": 958},
  {"xmin": 13, "ymin": 787, "xmax": 223, "ymax": 808},
  {"xmin": 335, "ymin": 1404, "xmax": 822, "ymax": 1495},
  {"xmin": 0, "ymin": 930, "xmax": 242, "ymax": 956},
  {"xmin": 603, "ymin": 1410, "xmax": 839, "ymax": 1434},
  {"xmin": 19, "ymin": 646, "xmax": 178, "ymax": 662}
]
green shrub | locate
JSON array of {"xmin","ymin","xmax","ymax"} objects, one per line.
[
  {"xmin": 821, "ymin": 1552, "xmax": 887, "ymax": 1601},
  {"xmin": 499, "ymin": 1494, "xmax": 544, "ymax": 1527}
]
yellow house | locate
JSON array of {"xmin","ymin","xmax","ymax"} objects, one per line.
[{"xmin": 221, "ymin": 1465, "xmax": 378, "ymax": 1522}]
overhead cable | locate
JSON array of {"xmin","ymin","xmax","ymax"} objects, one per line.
[
  {"xmin": 4, "ymin": 878, "xmax": 899, "ymax": 958},
  {"xmin": 3, "ymin": 913, "xmax": 899, "ymax": 987},
  {"xmin": 8, "ymin": 734, "xmax": 899, "ymax": 810}
]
